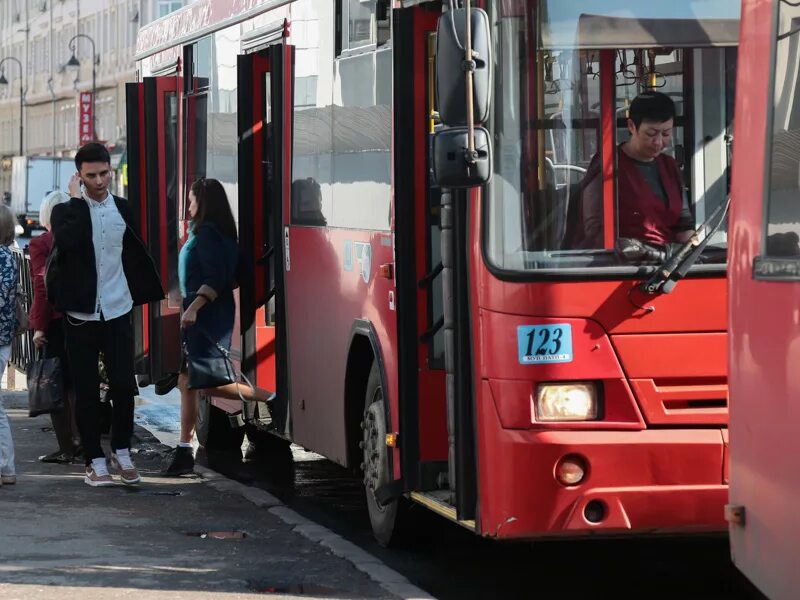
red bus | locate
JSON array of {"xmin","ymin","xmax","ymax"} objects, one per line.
[
  {"xmin": 130, "ymin": 0, "xmax": 739, "ymax": 544},
  {"xmin": 727, "ymin": 0, "xmax": 800, "ymax": 597}
]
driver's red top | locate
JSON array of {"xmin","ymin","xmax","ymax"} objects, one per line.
[{"xmin": 567, "ymin": 147, "xmax": 689, "ymax": 249}]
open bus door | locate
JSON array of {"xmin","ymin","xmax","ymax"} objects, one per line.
[
  {"xmin": 394, "ymin": 4, "xmax": 477, "ymax": 531},
  {"xmin": 728, "ymin": 0, "xmax": 800, "ymax": 598},
  {"xmin": 237, "ymin": 42, "xmax": 291, "ymax": 438},
  {"xmin": 124, "ymin": 75, "xmax": 182, "ymax": 384}
]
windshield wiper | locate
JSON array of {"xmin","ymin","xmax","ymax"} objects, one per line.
[{"xmin": 640, "ymin": 196, "xmax": 731, "ymax": 295}]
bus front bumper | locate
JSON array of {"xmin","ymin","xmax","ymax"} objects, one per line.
[{"xmin": 476, "ymin": 392, "xmax": 727, "ymax": 539}]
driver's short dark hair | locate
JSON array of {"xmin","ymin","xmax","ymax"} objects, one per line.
[
  {"xmin": 629, "ymin": 92, "xmax": 675, "ymax": 129},
  {"xmin": 75, "ymin": 142, "xmax": 110, "ymax": 171}
]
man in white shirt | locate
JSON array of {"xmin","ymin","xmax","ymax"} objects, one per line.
[{"xmin": 48, "ymin": 143, "xmax": 164, "ymax": 487}]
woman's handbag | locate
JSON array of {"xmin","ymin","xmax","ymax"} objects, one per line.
[
  {"xmin": 27, "ymin": 348, "xmax": 65, "ymax": 417},
  {"xmin": 185, "ymin": 327, "xmax": 258, "ymax": 399},
  {"xmin": 185, "ymin": 328, "xmax": 236, "ymax": 390},
  {"xmin": 186, "ymin": 354, "xmax": 237, "ymax": 390}
]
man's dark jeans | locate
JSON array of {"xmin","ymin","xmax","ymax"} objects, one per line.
[{"xmin": 63, "ymin": 312, "xmax": 137, "ymax": 464}]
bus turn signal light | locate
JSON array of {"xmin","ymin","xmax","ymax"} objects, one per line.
[
  {"xmin": 379, "ymin": 263, "xmax": 394, "ymax": 279},
  {"xmin": 535, "ymin": 382, "xmax": 598, "ymax": 421}
]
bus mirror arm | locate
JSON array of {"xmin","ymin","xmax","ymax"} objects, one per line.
[{"xmin": 640, "ymin": 196, "xmax": 731, "ymax": 295}]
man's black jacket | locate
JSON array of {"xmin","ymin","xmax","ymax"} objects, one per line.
[{"xmin": 46, "ymin": 195, "xmax": 165, "ymax": 314}]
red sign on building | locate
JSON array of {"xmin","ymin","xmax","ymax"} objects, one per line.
[{"xmin": 78, "ymin": 92, "xmax": 94, "ymax": 144}]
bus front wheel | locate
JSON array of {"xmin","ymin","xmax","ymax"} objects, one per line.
[{"xmin": 363, "ymin": 361, "xmax": 405, "ymax": 547}]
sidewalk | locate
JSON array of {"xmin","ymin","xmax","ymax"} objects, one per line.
[{"xmin": 0, "ymin": 395, "xmax": 401, "ymax": 599}]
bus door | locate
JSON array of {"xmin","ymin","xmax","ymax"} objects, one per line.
[
  {"xmin": 124, "ymin": 75, "xmax": 182, "ymax": 383},
  {"xmin": 237, "ymin": 43, "xmax": 291, "ymax": 436},
  {"xmin": 394, "ymin": 5, "xmax": 464, "ymax": 516},
  {"xmin": 728, "ymin": 0, "xmax": 800, "ymax": 597}
]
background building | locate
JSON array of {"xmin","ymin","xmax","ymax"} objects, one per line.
[{"xmin": 0, "ymin": 0, "xmax": 193, "ymax": 196}]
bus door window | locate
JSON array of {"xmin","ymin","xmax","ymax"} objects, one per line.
[
  {"xmin": 183, "ymin": 40, "xmax": 211, "ymax": 196},
  {"xmin": 182, "ymin": 26, "xmax": 242, "ymax": 358},
  {"xmin": 765, "ymin": 1, "xmax": 800, "ymax": 257},
  {"xmin": 164, "ymin": 91, "xmax": 180, "ymax": 307},
  {"xmin": 183, "ymin": 29, "xmax": 240, "ymax": 225},
  {"xmin": 262, "ymin": 70, "xmax": 277, "ymax": 327}
]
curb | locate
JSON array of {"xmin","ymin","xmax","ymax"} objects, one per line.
[
  {"xmin": 1, "ymin": 391, "xmax": 29, "ymax": 410},
  {"xmin": 194, "ymin": 464, "xmax": 436, "ymax": 600}
]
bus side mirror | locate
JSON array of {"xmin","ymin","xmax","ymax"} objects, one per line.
[
  {"xmin": 435, "ymin": 8, "xmax": 492, "ymax": 125},
  {"xmin": 433, "ymin": 8, "xmax": 493, "ymax": 189},
  {"xmin": 433, "ymin": 126, "xmax": 492, "ymax": 188}
]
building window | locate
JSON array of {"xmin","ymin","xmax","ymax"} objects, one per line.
[
  {"xmin": 336, "ymin": 0, "xmax": 390, "ymax": 55},
  {"xmin": 157, "ymin": 0, "xmax": 183, "ymax": 19}
]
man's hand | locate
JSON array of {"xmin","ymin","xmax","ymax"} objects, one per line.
[
  {"xmin": 32, "ymin": 330, "xmax": 47, "ymax": 348},
  {"xmin": 180, "ymin": 306, "xmax": 198, "ymax": 329},
  {"xmin": 68, "ymin": 173, "xmax": 82, "ymax": 198}
]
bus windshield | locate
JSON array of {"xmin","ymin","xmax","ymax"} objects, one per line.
[{"xmin": 484, "ymin": 0, "xmax": 738, "ymax": 275}]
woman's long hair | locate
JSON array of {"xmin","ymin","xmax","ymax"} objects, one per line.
[{"xmin": 190, "ymin": 178, "xmax": 237, "ymax": 241}]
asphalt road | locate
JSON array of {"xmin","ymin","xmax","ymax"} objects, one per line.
[
  {"xmin": 127, "ymin": 389, "xmax": 764, "ymax": 600},
  {"xmin": 198, "ymin": 443, "xmax": 765, "ymax": 600}
]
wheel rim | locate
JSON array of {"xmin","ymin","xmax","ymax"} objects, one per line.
[{"xmin": 363, "ymin": 387, "xmax": 389, "ymax": 514}]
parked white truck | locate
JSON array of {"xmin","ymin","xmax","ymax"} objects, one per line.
[{"xmin": 11, "ymin": 156, "xmax": 74, "ymax": 234}]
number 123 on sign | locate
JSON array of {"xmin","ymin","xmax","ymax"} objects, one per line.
[{"xmin": 517, "ymin": 324, "xmax": 573, "ymax": 364}]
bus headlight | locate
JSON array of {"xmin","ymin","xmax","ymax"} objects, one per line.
[{"xmin": 535, "ymin": 383, "xmax": 599, "ymax": 421}]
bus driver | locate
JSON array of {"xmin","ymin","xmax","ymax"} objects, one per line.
[{"xmin": 566, "ymin": 91, "xmax": 695, "ymax": 252}]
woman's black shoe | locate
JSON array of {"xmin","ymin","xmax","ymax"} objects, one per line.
[
  {"xmin": 155, "ymin": 373, "xmax": 179, "ymax": 396},
  {"xmin": 39, "ymin": 450, "xmax": 72, "ymax": 464},
  {"xmin": 161, "ymin": 446, "xmax": 195, "ymax": 476}
]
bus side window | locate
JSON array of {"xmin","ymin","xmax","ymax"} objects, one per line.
[{"xmin": 291, "ymin": 178, "xmax": 326, "ymax": 227}]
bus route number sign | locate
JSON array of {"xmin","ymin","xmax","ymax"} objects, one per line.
[{"xmin": 517, "ymin": 324, "xmax": 573, "ymax": 364}]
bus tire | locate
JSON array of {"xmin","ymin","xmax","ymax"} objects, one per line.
[
  {"xmin": 363, "ymin": 360, "xmax": 406, "ymax": 547},
  {"xmin": 196, "ymin": 394, "xmax": 245, "ymax": 453}
]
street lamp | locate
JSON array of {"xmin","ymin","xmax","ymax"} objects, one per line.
[
  {"xmin": 0, "ymin": 56, "xmax": 25, "ymax": 156},
  {"xmin": 66, "ymin": 33, "xmax": 98, "ymax": 141}
]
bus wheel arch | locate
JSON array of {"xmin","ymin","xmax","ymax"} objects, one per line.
[
  {"xmin": 345, "ymin": 322, "xmax": 404, "ymax": 547},
  {"xmin": 344, "ymin": 323, "xmax": 386, "ymax": 470}
]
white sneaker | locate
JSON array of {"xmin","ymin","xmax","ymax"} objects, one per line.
[
  {"xmin": 85, "ymin": 459, "xmax": 114, "ymax": 487},
  {"xmin": 110, "ymin": 450, "xmax": 141, "ymax": 485}
]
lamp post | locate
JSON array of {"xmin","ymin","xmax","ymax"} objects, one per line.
[
  {"xmin": 0, "ymin": 57, "xmax": 25, "ymax": 156},
  {"xmin": 66, "ymin": 33, "xmax": 98, "ymax": 141}
]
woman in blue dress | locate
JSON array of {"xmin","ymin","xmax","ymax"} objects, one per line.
[{"xmin": 163, "ymin": 178, "xmax": 272, "ymax": 475}]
